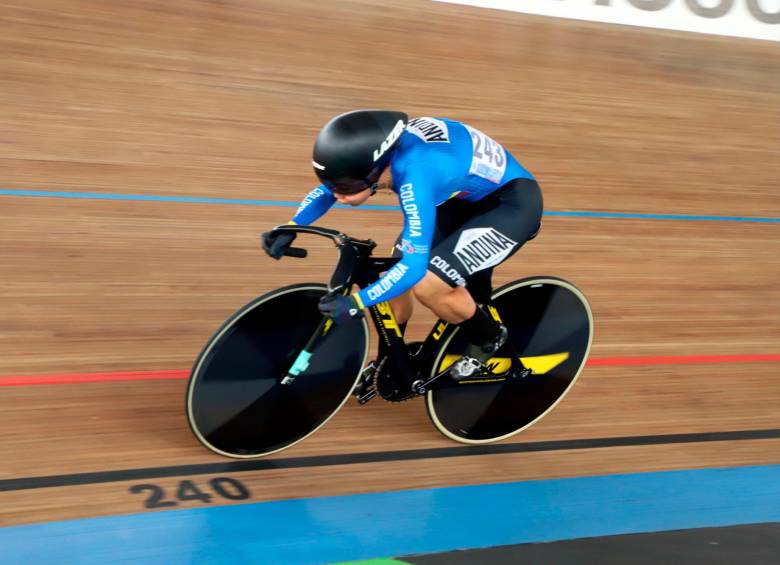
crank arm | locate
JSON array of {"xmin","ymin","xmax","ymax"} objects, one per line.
[
  {"xmin": 411, "ymin": 368, "xmax": 450, "ymax": 395},
  {"xmin": 504, "ymin": 341, "xmax": 533, "ymax": 379},
  {"xmin": 412, "ymin": 349, "xmax": 532, "ymax": 394}
]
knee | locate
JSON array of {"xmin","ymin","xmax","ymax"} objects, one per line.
[
  {"xmin": 411, "ymin": 279, "xmax": 435, "ymax": 307},
  {"xmin": 412, "ymin": 273, "xmax": 456, "ymax": 309}
]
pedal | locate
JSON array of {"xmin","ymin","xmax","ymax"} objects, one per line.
[
  {"xmin": 359, "ymin": 361, "xmax": 378, "ymax": 382},
  {"xmin": 357, "ymin": 388, "xmax": 377, "ymax": 405},
  {"xmin": 352, "ymin": 361, "xmax": 378, "ymax": 403},
  {"xmin": 449, "ymin": 357, "xmax": 484, "ymax": 382}
]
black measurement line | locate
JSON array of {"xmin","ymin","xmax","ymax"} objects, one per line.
[{"xmin": 1, "ymin": 428, "xmax": 778, "ymax": 492}]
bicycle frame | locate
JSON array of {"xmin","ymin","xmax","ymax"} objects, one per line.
[{"xmin": 272, "ymin": 225, "xmax": 527, "ymax": 397}]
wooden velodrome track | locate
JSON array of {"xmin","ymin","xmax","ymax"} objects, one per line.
[{"xmin": 0, "ymin": 0, "xmax": 778, "ymax": 530}]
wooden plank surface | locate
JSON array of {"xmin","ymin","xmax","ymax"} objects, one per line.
[{"xmin": 0, "ymin": 0, "xmax": 778, "ymax": 527}]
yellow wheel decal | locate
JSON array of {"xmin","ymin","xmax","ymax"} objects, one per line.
[{"xmin": 438, "ymin": 352, "xmax": 570, "ymax": 375}]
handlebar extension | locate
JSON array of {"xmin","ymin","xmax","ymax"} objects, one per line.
[
  {"xmin": 271, "ymin": 224, "xmax": 377, "ymax": 257},
  {"xmin": 283, "ymin": 246, "xmax": 308, "ymax": 258}
]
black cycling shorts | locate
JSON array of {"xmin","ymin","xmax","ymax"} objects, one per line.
[{"xmin": 394, "ymin": 177, "xmax": 543, "ymax": 303}]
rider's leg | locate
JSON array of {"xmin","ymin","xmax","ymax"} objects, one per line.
[
  {"xmin": 389, "ymin": 290, "xmax": 414, "ymax": 325},
  {"xmin": 372, "ymin": 237, "xmax": 416, "ymax": 364},
  {"xmin": 412, "ymin": 271, "xmax": 475, "ymax": 323},
  {"xmin": 413, "ymin": 272, "xmax": 506, "ymax": 378},
  {"xmin": 421, "ymin": 178, "xmax": 543, "ymax": 378},
  {"xmin": 371, "ymin": 289, "xmax": 412, "ymax": 370}
]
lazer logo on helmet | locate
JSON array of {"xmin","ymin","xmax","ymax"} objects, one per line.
[
  {"xmin": 366, "ymin": 263, "xmax": 410, "ymax": 302},
  {"xmin": 372, "ymin": 120, "xmax": 405, "ymax": 162},
  {"xmin": 454, "ymin": 228, "xmax": 517, "ymax": 275}
]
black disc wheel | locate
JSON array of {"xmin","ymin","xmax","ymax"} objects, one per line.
[
  {"xmin": 186, "ymin": 283, "xmax": 369, "ymax": 458},
  {"xmin": 426, "ymin": 277, "xmax": 593, "ymax": 444}
]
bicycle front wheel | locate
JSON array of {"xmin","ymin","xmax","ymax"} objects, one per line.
[
  {"xmin": 426, "ymin": 277, "xmax": 593, "ymax": 444},
  {"xmin": 186, "ymin": 283, "xmax": 369, "ymax": 458}
]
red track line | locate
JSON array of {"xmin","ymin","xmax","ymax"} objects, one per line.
[
  {"xmin": 0, "ymin": 369, "xmax": 188, "ymax": 387},
  {"xmin": 586, "ymin": 354, "xmax": 780, "ymax": 366},
  {"xmin": 1, "ymin": 354, "xmax": 779, "ymax": 387}
]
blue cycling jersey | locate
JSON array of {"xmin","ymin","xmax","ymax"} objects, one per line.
[{"xmin": 290, "ymin": 117, "xmax": 535, "ymax": 309}]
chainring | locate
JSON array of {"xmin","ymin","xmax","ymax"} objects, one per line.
[{"xmin": 373, "ymin": 357, "xmax": 418, "ymax": 403}]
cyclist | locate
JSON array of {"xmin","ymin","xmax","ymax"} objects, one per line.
[{"xmin": 262, "ymin": 110, "xmax": 542, "ymax": 384}]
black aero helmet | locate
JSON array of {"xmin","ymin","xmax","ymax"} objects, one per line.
[{"xmin": 312, "ymin": 110, "xmax": 408, "ymax": 194}]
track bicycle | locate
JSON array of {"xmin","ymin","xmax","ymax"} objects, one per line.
[{"xmin": 186, "ymin": 225, "xmax": 593, "ymax": 458}]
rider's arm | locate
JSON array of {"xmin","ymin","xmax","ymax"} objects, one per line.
[
  {"xmin": 289, "ymin": 184, "xmax": 337, "ymax": 226},
  {"xmin": 353, "ymin": 171, "xmax": 437, "ymax": 310}
]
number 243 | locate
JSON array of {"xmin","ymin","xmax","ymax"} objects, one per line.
[{"xmin": 470, "ymin": 130, "xmax": 505, "ymax": 168}]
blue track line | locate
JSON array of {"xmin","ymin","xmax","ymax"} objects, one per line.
[
  {"xmin": 0, "ymin": 464, "xmax": 778, "ymax": 564},
  {"xmin": 0, "ymin": 188, "xmax": 397, "ymax": 211},
  {"xmin": 2, "ymin": 188, "xmax": 779, "ymax": 223}
]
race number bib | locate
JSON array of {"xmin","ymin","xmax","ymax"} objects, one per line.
[{"xmin": 464, "ymin": 124, "xmax": 506, "ymax": 184}]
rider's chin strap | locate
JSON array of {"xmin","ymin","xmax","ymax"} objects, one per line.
[{"xmin": 369, "ymin": 182, "xmax": 393, "ymax": 196}]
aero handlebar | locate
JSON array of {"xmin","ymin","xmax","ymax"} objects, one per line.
[{"xmin": 270, "ymin": 225, "xmax": 377, "ymax": 258}]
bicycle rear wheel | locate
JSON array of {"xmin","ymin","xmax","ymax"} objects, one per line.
[
  {"xmin": 186, "ymin": 283, "xmax": 369, "ymax": 458},
  {"xmin": 426, "ymin": 277, "xmax": 593, "ymax": 444}
]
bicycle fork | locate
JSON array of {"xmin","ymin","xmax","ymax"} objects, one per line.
[
  {"xmin": 282, "ymin": 284, "xmax": 349, "ymax": 385},
  {"xmin": 281, "ymin": 317, "xmax": 332, "ymax": 385}
]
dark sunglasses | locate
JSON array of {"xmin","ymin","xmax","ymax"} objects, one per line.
[
  {"xmin": 325, "ymin": 168, "xmax": 382, "ymax": 196},
  {"xmin": 325, "ymin": 178, "xmax": 373, "ymax": 195}
]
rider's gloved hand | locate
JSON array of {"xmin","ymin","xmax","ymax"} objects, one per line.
[
  {"xmin": 318, "ymin": 294, "xmax": 364, "ymax": 324},
  {"xmin": 261, "ymin": 230, "xmax": 296, "ymax": 260}
]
